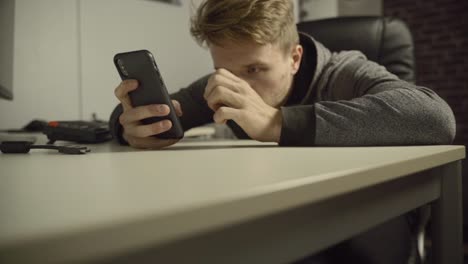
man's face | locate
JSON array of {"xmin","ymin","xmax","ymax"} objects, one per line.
[{"xmin": 208, "ymin": 40, "xmax": 302, "ymax": 108}]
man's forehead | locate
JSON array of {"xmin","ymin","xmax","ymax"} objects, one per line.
[
  {"xmin": 209, "ymin": 41, "xmax": 279, "ymax": 66},
  {"xmin": 213, "ymin": 60, "xmax": 269, "ymax": 70}
]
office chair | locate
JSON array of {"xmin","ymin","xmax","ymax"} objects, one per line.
[
  {"xmin": 297, "ymin": 16, "xmax": 415, "ymax": 83},
  {"xmin": 296, "ymin": 16, "xmax": 427, "ymax": 263}
]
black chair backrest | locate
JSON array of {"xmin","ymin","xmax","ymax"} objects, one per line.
[{"xmin": 297, "ymin": 16, "xmax": 415, "ymax": 83}]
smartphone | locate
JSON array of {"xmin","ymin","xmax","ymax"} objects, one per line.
[{"xmin": 113, "ymin": 50, "xmax": 184, "ymax": 139}]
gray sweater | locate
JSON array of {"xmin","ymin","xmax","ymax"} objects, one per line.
[{"xmin": 110, "ymin": 33, "xmax": 456, "ymax": 146}]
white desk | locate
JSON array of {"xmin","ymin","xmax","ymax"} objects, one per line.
[{"xmin": 0, "ymin": 140, "xmax": 465, "ymax": 263}]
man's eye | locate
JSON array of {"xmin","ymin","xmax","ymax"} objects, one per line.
[{"xmin": 247, "ymin": 66, "xmax": 260, "ymax": 74}]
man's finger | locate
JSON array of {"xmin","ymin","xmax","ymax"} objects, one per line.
[
  {"xmin": 125, "ymin": 120, "xmax": 173, "ymax": 138},
  {"xmin": 172, "ymin": 100, "xmax": 183, "ymax": 117},
  {"xmin": 119, "ymin": 104, "xmax": 170, "ymax": 125},
  {"xmin": 114, "ymin": 79, "xmax": 138, "ymax": 111},
  {"xmin": 216, "ymin": 68, "xmax": 242, "ymax": 83},
  {"xmin": 206, "ymin": 85, "xmax": 244, "ymax": 111},
  {"xmin": 204, "ymin": 71, "xmax": 241, "ymax": 99},
  {"xmin": 213, "ymin": 106, "xmax": 240, "ymax": 124}
]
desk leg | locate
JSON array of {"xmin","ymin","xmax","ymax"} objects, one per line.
[{"xmin": 431, "ymin": 161, "xmax": 463, "ymax": 264}]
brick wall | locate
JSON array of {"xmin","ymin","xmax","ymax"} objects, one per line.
[
  {"xmin": 384, "ymin": 0, "xmax": 468, "ymax": 145},
  {"xmin": 384, "ymin": 0, "xmax": 468, "ymax": 235}
]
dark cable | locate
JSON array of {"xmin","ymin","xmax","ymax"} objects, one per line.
[{"xmin": 0, "ymin": 141, "xmax": 90, "ymax": 154}]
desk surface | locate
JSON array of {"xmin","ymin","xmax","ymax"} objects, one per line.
[{"xmin": 0, "ymin": 140, "xmax": 465, "ymax": 262}]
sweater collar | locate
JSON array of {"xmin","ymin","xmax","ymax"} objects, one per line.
[{"xmin": 286, "ymin": 32, "xmax": 331, "ymax": 105}]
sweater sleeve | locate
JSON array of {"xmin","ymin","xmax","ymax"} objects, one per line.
[
  {"xmin": 109, "ymin": 104, "xmax": 127, "ymax": 145},
  {"xmin": 108, "ymin": 75, "xmax": 214, "ymax": 145},
  {"xmin": 170, "ymin": 75, "xmax": 214, "ymax": 131},
  {"xmin": 279, "ymin": 57, "xmax": 456, "ymax": 146}
]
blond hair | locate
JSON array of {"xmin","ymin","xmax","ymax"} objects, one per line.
[{"xmin": 190, "ymin": 0, "xmax": 299, "ymax": 54}]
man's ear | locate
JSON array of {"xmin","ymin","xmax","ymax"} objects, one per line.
[{"xmin": 291, "ymin": 44, "xmax": 303, "ymax": 75}]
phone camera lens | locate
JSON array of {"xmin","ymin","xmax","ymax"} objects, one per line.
[
  {"xmin": 122, "ymin": 69, "xmax": 128, "ymax": 77},
  {"xmin": 117, "ymin": 59, "xmax": 128, "ymax": 76}
]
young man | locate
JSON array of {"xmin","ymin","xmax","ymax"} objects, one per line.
[{"xmin": 110, "ymin": 0, "xmax": 456, "ymax": 263}]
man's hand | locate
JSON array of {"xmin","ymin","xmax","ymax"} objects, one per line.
[
  {"xmin": 114, "ymin": 79, "xmax": 183, "ymax": 149},
  {"xmin": 204, "ymin": 69, "xmax": 282, "ymax": 142}
]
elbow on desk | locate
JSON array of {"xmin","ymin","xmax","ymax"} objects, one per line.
[
  {"xmin": 416, "ymin": 96, "xmax": 457, "ymax": 145},
  {"xmin": 432, "ymin": 111, "xmax": 456, "ymax": 145}
]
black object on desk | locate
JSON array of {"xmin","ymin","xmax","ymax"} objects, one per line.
[
  {"xmin": 0, "ymin": 141, "xmax": 90, "ymax": 154},
  {"xmin": 43, "ymin": 121, "xmax": 112, "ymax": 144},
  {"xmin": 20, "ymin": 119, "xmax": 48, "ymax": 132}
]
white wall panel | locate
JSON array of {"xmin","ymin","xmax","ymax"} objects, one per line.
[
  {"xmin": 79, "ymin": 0, "xmax": 212, "ymax": 121},
  {"xmin": 0, "ymin": 0, "xmax": 80, "ymax": 129}
]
